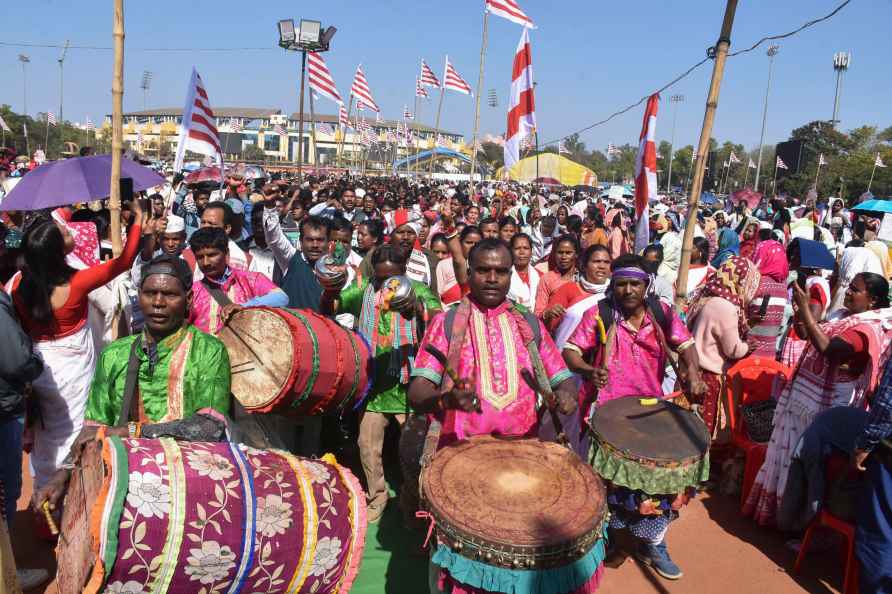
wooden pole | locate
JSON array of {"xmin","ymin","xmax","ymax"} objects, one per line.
[
  {"xmin": 428, "ymin": 84, "xmax": 447, "ymax": 178},
  {"xmin": 109, "ymin": 0, "xmax": 125, "ymax": 257},
  {"xmin": 772, "ymin": 161, "xmax": 779, "ymax": 197},
  {"xmin": 674, "ymin": 0, "xmax": 738, "ymax": 307},
  {"xmin": 309, "ymin": 87, "xmax": 318, "ymax": 169},
  {"xmin": 337, "ymin": 97, "xmax": 354, "ymax": 169},
  {"xmin": 814, "ymin": 161, "xmax": 822, "ymax": 190},
  {"xmin": 867, "ymin": 159, "xmax": 878, "ymax": 193},
  {"xmin": 469, "ymin": 9, "xmax": 489, "ymax": 191}
]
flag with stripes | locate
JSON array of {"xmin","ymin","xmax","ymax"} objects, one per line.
[
  {"xmin": 230, "ymin": 118, "xmax": 242, "ymax": 133},
  {"xmin": 748, "ymin": 158, "xmax": 757, "ymax": 169},
  {"xmin": 0, "ymin": 115, "xmax": 10, "ymax": 132},
  {"xmin": 504, "ymin": 27, "xmax": 536, "ymax": 169},
  {"xmin": 47, "ymin": 112, "xmax": 57, "ymax": 126},
  {"xmin": 350, "ymin": 65, "xmax": 380, "ymax": 113},
  {"xmin": 339, "ymin": 103, "xmax": 349, "ymax": 129},
  {"xmin": 173, "ymin": 68, "xmax": 223, "ymax": 171},
  {"xmin": 558, "ymin": 140, "xmax": 568, "ymax": 154},
  {"xmin": 273, "ymin": 124, "xmax": 287, "ymax": 136},
  {"xmin": 85, "ymin": 117, "xmax": 95, "ymax": 131},
  {"xmin": 420, "ymin": 60, "xmax": 441, "ymax": 88},
  {"xmin": 776, "ymin": 156, "xmax": 788, "ymax": 170},
  {"xmin": 485, "ymin": 0, "xmax": 535, "ymax": 28},
  {"xmin": 443, "ymin": 57, "xmax": 472, "ymax": 95},
  {"xmin": 634, "ymin": 94, "xmax": 659, "ymax": 255},
  {"xmin": 728, "ymin": 151, "xmax": 741, "ymax": 164},
  {"xmin": 386, "ymin": 129, "xmax": 397, "ymax": 143},
  {"xmin": 317, "ymin": 123, "xmax": 335, "ymax": 136},
  {"xmin": 818, "ymin": 153, "xmax": 827, "ymax": 166},
  {"xmin": 356, "ymin": 100, "xmax": 365, "ymax": 112},
  {"xmin": 403, "ymin": 105, "xmax": 414, "ymax": 120},
  {"xmin": 416, "ymin": 78, "xmax": 429, "ymax": 99},
  {"xmin": 607, "ymin": 143, "xmax": 618, "ymax": 157},
  {"xmin": 308, "ymin": 52, "xmax": 343, "ymax": 105},
  {"xmin": 875, "ymin": 153, "xmax": 886, "ymax": 168},
  {"xmin": 376, "ymin": 111, "xmax": 383, "ymax": 123},
  {"xmin": 137, "ymin": 131, "xmax": 143, "ymax": 146}
]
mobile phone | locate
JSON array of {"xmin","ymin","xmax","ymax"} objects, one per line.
[
  {"xmin": 120, "ymin": 177, "xmax": 135, "ymax": 203},
  {"xmin": 796, "ymin": 273, "xmax": 807, "ymax": 291}
]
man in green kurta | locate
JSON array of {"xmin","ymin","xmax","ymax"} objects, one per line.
[
  {"xmin": 321, "ymin": 244, "xmax": 441, "ymax": 522},
  {"xmin": 34, "ymin": 255, "xmax": 231, "ymax": 513}
]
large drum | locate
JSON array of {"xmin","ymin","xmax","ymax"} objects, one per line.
[
  {"xmin": 589, "ymin": 396, "xmax": 710, "ymax": 496},
  {"xmin": 57, "ymin": 436, "xmax": 367, "ymax": 594},
  {"xmin": 422, "ymin": 435, "xmax": 608, "ymax": 593},
  {"xmin": 218, "ymin": 307, "xmax": 372, "ymax": 416}
]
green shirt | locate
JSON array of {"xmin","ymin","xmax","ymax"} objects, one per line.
[
  {"xmin": 338, "ymin": 279, "xmax": 441, "ymax": 413},
  {"xmin": 86, "ymin": 325, "xmax": 231, "ymax": 425}
]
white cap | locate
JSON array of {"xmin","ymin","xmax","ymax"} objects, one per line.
[
  {"xmin": 445, "ymin": 188, "xmax": 456, "ymax": 199},
  {"xmin": 165, "ymin": 214, "xmax": 186, "ymax": 234},
  {"xmin": 355, "ymin": 188, "xmax": 367, "ymax": 199}
]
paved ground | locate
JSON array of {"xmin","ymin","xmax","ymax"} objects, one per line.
[{"xmin": 12, "ymin": 456, "xmax": 846, "ymax": 594}]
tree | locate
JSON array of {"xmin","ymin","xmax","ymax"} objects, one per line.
[
  {"xmin": 478, "ymin": 141, "xmax": 504, "ymax": 170},
  {"xmin": 670, "ymin": 145, "xmax": 694, "ymax": 191},
  {"xmin": 241, "ymin": 143, "xmax": 266, "ymax": 162}
]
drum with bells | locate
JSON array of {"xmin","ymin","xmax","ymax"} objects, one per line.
[
  {"xmin": 421, "ymin": 435, "xmax": 609, "ymax": 594},
  {"xmin": 55, "ymin": 436, "xmax": 368, "ymax": 594},
  {"xmin": 588, "ymin": 396, "xmax": 710, "ymax": 521},
  {"xmin": 218, "ymin": 307, "xmax": 373, "ymax": 417}
]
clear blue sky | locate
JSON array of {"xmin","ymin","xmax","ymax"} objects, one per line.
[{"xmin": 0, "ymin": 0, "xmax": 888, "ymax": 152}]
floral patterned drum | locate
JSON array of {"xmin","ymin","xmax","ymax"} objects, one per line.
[{"xmin": 57, "ymin": 436, "xmax": 367, "ymax": 594}]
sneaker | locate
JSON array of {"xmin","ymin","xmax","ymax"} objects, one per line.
[
  {"xmin": 635, "ymin": 541, "xmax": 683, "ymax": 580},
  {"xmin": 17, "ymin": 568, "xmax": 50, "ymax": 590}
]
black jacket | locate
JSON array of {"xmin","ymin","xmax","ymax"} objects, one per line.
[{"xmin": 0, "ymin": 291, "xmax": 43, "ymax": 418}]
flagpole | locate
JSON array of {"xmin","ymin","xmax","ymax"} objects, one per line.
[
  {"xmin": 428, "ymin": 82, "xmax": 447, "ymax": 178},
  {"xmin": 309, "ymin": 88, "xmax": 318, "ymax": 170},
  {"xmin": 469, "ymin": 8, "xmax": 489, "ymax": 190},
  {"xmin": 675, "ymin": 0, "xmax": 738, "ymax": 308},
  {"xmin": 814, "ymin": 160, "xmax": 822, "ymax": 190},
  {"xmin": 413, "ymin": 94, "xmax": 420, "ymax": 178},
  {"xmin": 108, "ymin": 0, "xmax": 125, "ymax": 257},
  {"xmin": 44, "ymin": 120, "xmax": 50, "ymax": 155},
  {"xmin": 772, "ymin": 160, "xmax": 779, "ymax": 197},
  {"xmin": 867, "ymin": 158, "xmax": 878, "ymax": 193},
  {"xmin": 296, "ymin": 50, "xmax": 308, "ymax": 182},
  {"xmin": 338, "ymin": 97, "xmax": 353, "ymax": 170},
  {"xmin": 743, "ymin": 161, "xmax": 750, "ymax": 188}
]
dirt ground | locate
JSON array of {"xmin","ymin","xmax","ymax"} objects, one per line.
[{"xmin": 12, "ymin": 457, "xmax": 846, "ymax": 594}]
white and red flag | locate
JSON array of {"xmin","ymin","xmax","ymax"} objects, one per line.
[
  {"xmin": 273, "ymin": 124, "xmax": 287, "ymax": 136},
  {"xmin": 85, "ymin": 117, "xmax": 94, "ymax": 131},
  {"xmin": 485, "ymin": 0, "xmax": 535, "ymax": 28},
  {"xmin": 503, "ymin": 27, "xmax": 536, "ymax": 170},
  {"xmin": 350, "ymin": 65, "xmax": 380, "ymax": 113},
  {"xmin": 416, "ymin": 78, "xmax": 429, "ymax": 99},
  {"xmin": 420, "ymin": 60, "xmax": 441, "ymax": 88},
  {"xmin": 875, "ymin": 153, "xmax": 887, "ymax": 168},
  {"xmin": 403, "ymin": 105, "xmax": 414, "ymax": 120},
  {"xmin": 748, "ymin": 158, "xmax": 757, "ymax": 169},
  {"xmin": 174, "ymin": 68, "xmax": 222, "ymax": 171},
  {"xmin": 0, "ymin": 115, "xmax": 10, "ymax": 132},
  {"xmin": 443, "ymin": 57, "xmax": 472, "ymax": 95},
  {"xmin": 818, "ymin": 153, "xmax": 827, "ymax": 166},
  {"xmin": 776, "ymin": 156, "xmax": 788, "ymax": 170},
  {"xmin": 307, "ymin": 52, "xmax": 342, "ymax": 105},
  {"xmin": 230, "ymin": 118, "xmax": 242, "ymax": 133},
  {"xmin": 728, "ymin": 151, "xmax": 740, "ymax": 164},
  {"xmin": 633, "ymin": 93, "xmax": 659, "ymax": 254},
  {"xmin": 47, "ymin": 112, "xmax": 57, "ymax": 126},
  {"xmin": 338, "ymin": 103, "xmax": 349, "ymax": 129}
]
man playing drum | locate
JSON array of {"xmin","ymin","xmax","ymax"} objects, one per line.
[
  {"xmin": 562, "ymin": 254, "xmax": 709, "ymax": 581},
  {"xmin": 321, "ymin": 244, "xmax": 441, "ymax": 523},
  {"xmin": 33, "ymin": 255, "xmax": 233, "ymax": 517},
  {"xmin": 409, "ymin": 238, "xmax": 578, "ymax": 593}
]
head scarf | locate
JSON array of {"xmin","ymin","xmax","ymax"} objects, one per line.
[
  {"xmin": 711, "ymin": 228, "xmax": 740, "ymax": 268},
  {"xmin": 51, "ymin": 207, "xmax": 99, "ymax": 269},
  {"xmin": 866, "ymin": 240, "xmax": 892, "ymax": 280},
  {"xmin": 738, "ymin": 217, "xmax": 761, "ymax": 260},
  {"xmin": 753, "ymin": 240, "xmax": 789, "ymax": 283},
  {"xmin": 687, "ymin": 256, "xmax": 761, "ymax": 338}
]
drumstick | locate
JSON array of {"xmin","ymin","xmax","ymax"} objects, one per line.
[
  {"xmin": 520, "ymin": 369, "xmax": 569, "ymax": 448},
  {"xmin": 423, "ymin": 345, "xmax": 461, "ymax": 385},
  {"xmin": 42, "ymin": 501, "xmax": 59, "ymax": 536}
]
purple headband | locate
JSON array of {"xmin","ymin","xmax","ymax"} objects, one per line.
[{"xmin": 612, "ymin": 267, "xmax": 650, "ymax": 281}]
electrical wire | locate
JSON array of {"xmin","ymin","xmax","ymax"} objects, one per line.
[
  {"xmin": 538, "ymin": 0, "xmax": 853, "ymax": 147},
  {"xmin": 0, "ymin": 41, "xmax": 275, "ymax": 52}
]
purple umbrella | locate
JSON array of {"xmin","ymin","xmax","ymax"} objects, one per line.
[{"xmin": 0, "ymin": 155, "xmax": 166, "ymax": 211}]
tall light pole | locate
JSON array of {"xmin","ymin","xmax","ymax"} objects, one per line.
[
  {"xmin": 18, "ymin": 54, "xmax": 30, "ymax": 116},
  {"xmin": 278, "ymin": 18, "xmax": 336, "ymax": 183},
  {"xmin": 753, "ymin": 44, "xmax": 778, "ymax": 194},
  {"xmin": 831, "ymin": 51, "xmax": 850, "ymax": 129},
  {"xmin": 140, "ymin": 71, "xmax": 153, "ymax": 111},
  {"xmin": 58, "ymin": 40, "xmax": 69, "ymax": 123},
  {"xmin": 665, "ymin": 94, "xmax": 684, "ymax": 193}
]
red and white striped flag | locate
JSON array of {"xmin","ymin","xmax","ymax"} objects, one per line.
[
  {"xmin": 47, "ymin": 111, "xmax": 57, "ymax": 126},
  {"xmin": 485, "ymin": 0, "xmax": 535, "ymax": 28},
  {"xmin": 403, "ymin": 105, "xmax": 414, "ymax": 120},
  {"xmin": 356, "ymin": 100, "xmax": 366, "ymax": 112},
  {"xmin": 0, "ymin": 115, "xmax": 10, "ymax": 132},
  {"xmin": 230, "ymin": 118, "xmax": 242, "ymax": 133},
  {"xmin": 338, "ymin": 103, "xmax": 349, "ymax": 129},
  {"xmin": 273, "ymin": 124, "xmax": 287, "ymax": 136},
  {"xmin": 633, "ymin": 93, "xmax": 659, "ymax": 254},
  {"xmin": 416, "ymin": 78, "xmax": 429, "ymax": 99},
  {"xmin": 503, "ymin": 27, "xmax": 536, "ymax": 169},
  {"xmin": 875, "ymin": 153, "xmax": 886, "ymax": 168},
  {"xmin": 350, "ymin": 65, "xmax": 380, "ymax": 113},
  {"xmin": 85, "ymin": 117, "xmax": 95, "ymax": 131},
  {"xmin": 308, "ymin": 52, "xmax": 343, "ymax": 105},
  {"xmin": 443, "ymin": 57, "xmax": 472, "ymax": 95},
  {"xmin": 386, "ymin": 129, "xmax": 397, "ymax": 143},
  {"xmin": 728, "ymin": 151, "xmax": 740, "ymax": 164},
  {"xmin": 317, "ymin": 123, "xmax": 335, "ymax": 136},
  {"xmin": 174, "ymin": 68, "xmax": 222, "ymax": 171},
  {"xmin": 748, "ymin": 158, "xmax": 757, "ymax": 169},
  {"xmin": 558, "ymin": 140, "xmax": 568, "ymax": 154},
  {"xmin": 776, "ymin": 156, "xmax": 788, "ymax": 170},
  {"xmin": 420, "ymin": 60, "xmax": 441, "ymax": 88},
  {"xmin": 436, "ymin": 134, "xmax": 449, "ymax": 148}
]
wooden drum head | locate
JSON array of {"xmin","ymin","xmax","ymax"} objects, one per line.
[
  {"xmin": 218, "ymin": 308, "xmax": 299, "ymax": 412},
  {"xmin": 423, "ymin": 435, "xmax": 606, "ymax": 566}
]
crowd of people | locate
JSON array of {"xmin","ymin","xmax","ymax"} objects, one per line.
[{"xmin": 0, "ymin": 150, "xmax": 891, "ymax": 593}]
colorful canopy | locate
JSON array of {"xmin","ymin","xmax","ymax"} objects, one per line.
[{"xmin": 495, "ymin": 153, "xmax": 598, "ymax": 186}]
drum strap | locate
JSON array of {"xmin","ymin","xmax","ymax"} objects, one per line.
[
  {"xmin": 116, "ymin": 336, "xmax": 143, "ymax": 427},
  {"xmin": 203, "ymin": 279, "xmax": 235, "ymax": 307}
]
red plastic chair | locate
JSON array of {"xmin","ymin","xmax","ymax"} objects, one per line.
[
  {"xmin": 793, "ymin": 454, "xmax": 861, "ymax": 594},
  {"xmin": 724, "ymin": 356, "xmax": 793, "ymax": 509}
]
